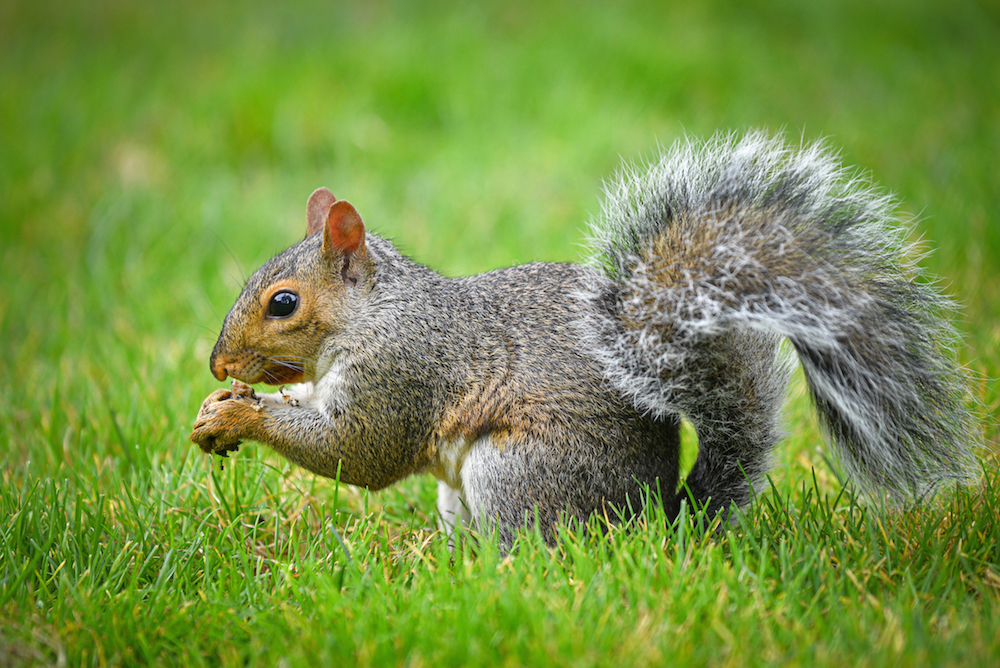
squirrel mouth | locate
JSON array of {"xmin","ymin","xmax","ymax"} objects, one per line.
[
  {"xmin": 260, "ymin": 363, "xmax": 306, "ymax": 386},
  {"xmin": 211, "ymin": 351, "xmax": 307, "ymax": 386}
]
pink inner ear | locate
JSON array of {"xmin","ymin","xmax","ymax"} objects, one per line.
[
  {"xmin": 306, "ymin": 187, "xmax": 337, "ymax": 236},
  {"xmin": 326, "ymin": 200, "xmax": 365, "ymax": 255}
]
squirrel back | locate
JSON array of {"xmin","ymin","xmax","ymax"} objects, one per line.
[{"xmin": 192, "ymin": 131, "xmax": 981, "ymax": 545}]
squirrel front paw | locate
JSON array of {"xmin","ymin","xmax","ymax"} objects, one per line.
[{"xmin": 190, "ymin": 383, "xmax": 263, "ymax": 455}]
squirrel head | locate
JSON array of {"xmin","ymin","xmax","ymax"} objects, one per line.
[{"xmin": 209, "ymin": 187, "xmax": 372, "ymax": 385}]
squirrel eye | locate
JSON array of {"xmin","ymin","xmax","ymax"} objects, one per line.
[{"xmin": 267, "ymin": 290, "xmax": 299, "ymax": 318}]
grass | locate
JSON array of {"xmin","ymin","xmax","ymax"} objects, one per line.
[{"xmin": 2, "ymin": 0, "xmax": 999, "ymax": 665}]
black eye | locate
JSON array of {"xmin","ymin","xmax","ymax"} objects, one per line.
[{"xmin": 267, "ymin": 291, "xmax": 299, "ymax": 318}]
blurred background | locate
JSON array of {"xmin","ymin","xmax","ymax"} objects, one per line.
[
  {"xmin": 1, "ymin": 0, "xmax": 997, "ymax": 479},
  {"xmin": 1, "ymin": 1, "xmax": 998, "ymax": 663}
]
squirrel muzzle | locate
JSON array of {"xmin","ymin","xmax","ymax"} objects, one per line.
[
  {"xmin": 210, "ymin": 359, "xmax": 229, "ymax": 382},
  {"xmin": 209, "ymin": 346, "xmax": 232, "ymax": 382},
  {"xmin": 210, "ymin": 347, "xmax": 305, "ymax": 386}
]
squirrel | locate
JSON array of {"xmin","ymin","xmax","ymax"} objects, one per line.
[{"xmin": 190, "ymin": 131, "xmax": 981, "ymax": 546}]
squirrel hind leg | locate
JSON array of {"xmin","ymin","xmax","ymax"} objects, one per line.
[
  {"xmin": 436, "ymin": 480, "xmax": 472, "ymax": 550},
  {"xmin": 675, "ymin": 329, "xmax": 794, "ymax": 518}
]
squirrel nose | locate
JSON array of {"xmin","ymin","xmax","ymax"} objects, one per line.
[
  {"xmin": 211, "ymin": 362, "xmax": 229, "ymax": 382},
  {"xmin": 209, "ymin": 347, "xmax": 230, "ymax": 382}
]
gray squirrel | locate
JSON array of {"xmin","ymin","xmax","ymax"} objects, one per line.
[{"xmin": 190, "ymin": 131, "xmax": 981, "ymax": 545}]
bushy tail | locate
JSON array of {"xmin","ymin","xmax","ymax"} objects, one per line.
[{"xmin": 580, "ymin": 131, "xmax": 981, "ymax": 513}]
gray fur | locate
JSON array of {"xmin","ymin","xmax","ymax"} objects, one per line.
[
  {"xmin": 195, "ymin": 130, "xmax": 982, "ymax": 547},
  {"xmin": 579, "ymin": 131, "xmax": 981, "ymax": 510}
]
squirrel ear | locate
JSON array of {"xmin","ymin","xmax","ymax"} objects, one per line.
[
  {"xmin": 306, "ymin": 187, "xmax": 337, "ymax": 237},
  {"xmin": 322, "ymin": 200, "xmax": 366, "ymax": 257}
]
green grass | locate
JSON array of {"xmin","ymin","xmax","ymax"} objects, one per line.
[{"xmin": 2, "ymin": 0, "xmax": 999, "ymax": 665}]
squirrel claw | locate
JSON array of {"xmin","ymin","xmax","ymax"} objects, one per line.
[
  {"xmin": 194, "ymin": 436, "xmax": 242, "ymax": 455},
  {"xmin": 191, "ymin": 382, "xmax": 260, "ymax": 457}
]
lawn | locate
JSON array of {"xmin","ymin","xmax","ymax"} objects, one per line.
[{"xmin": 2, "ymin": 0, "xmax": 999, "ymax": 665}]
